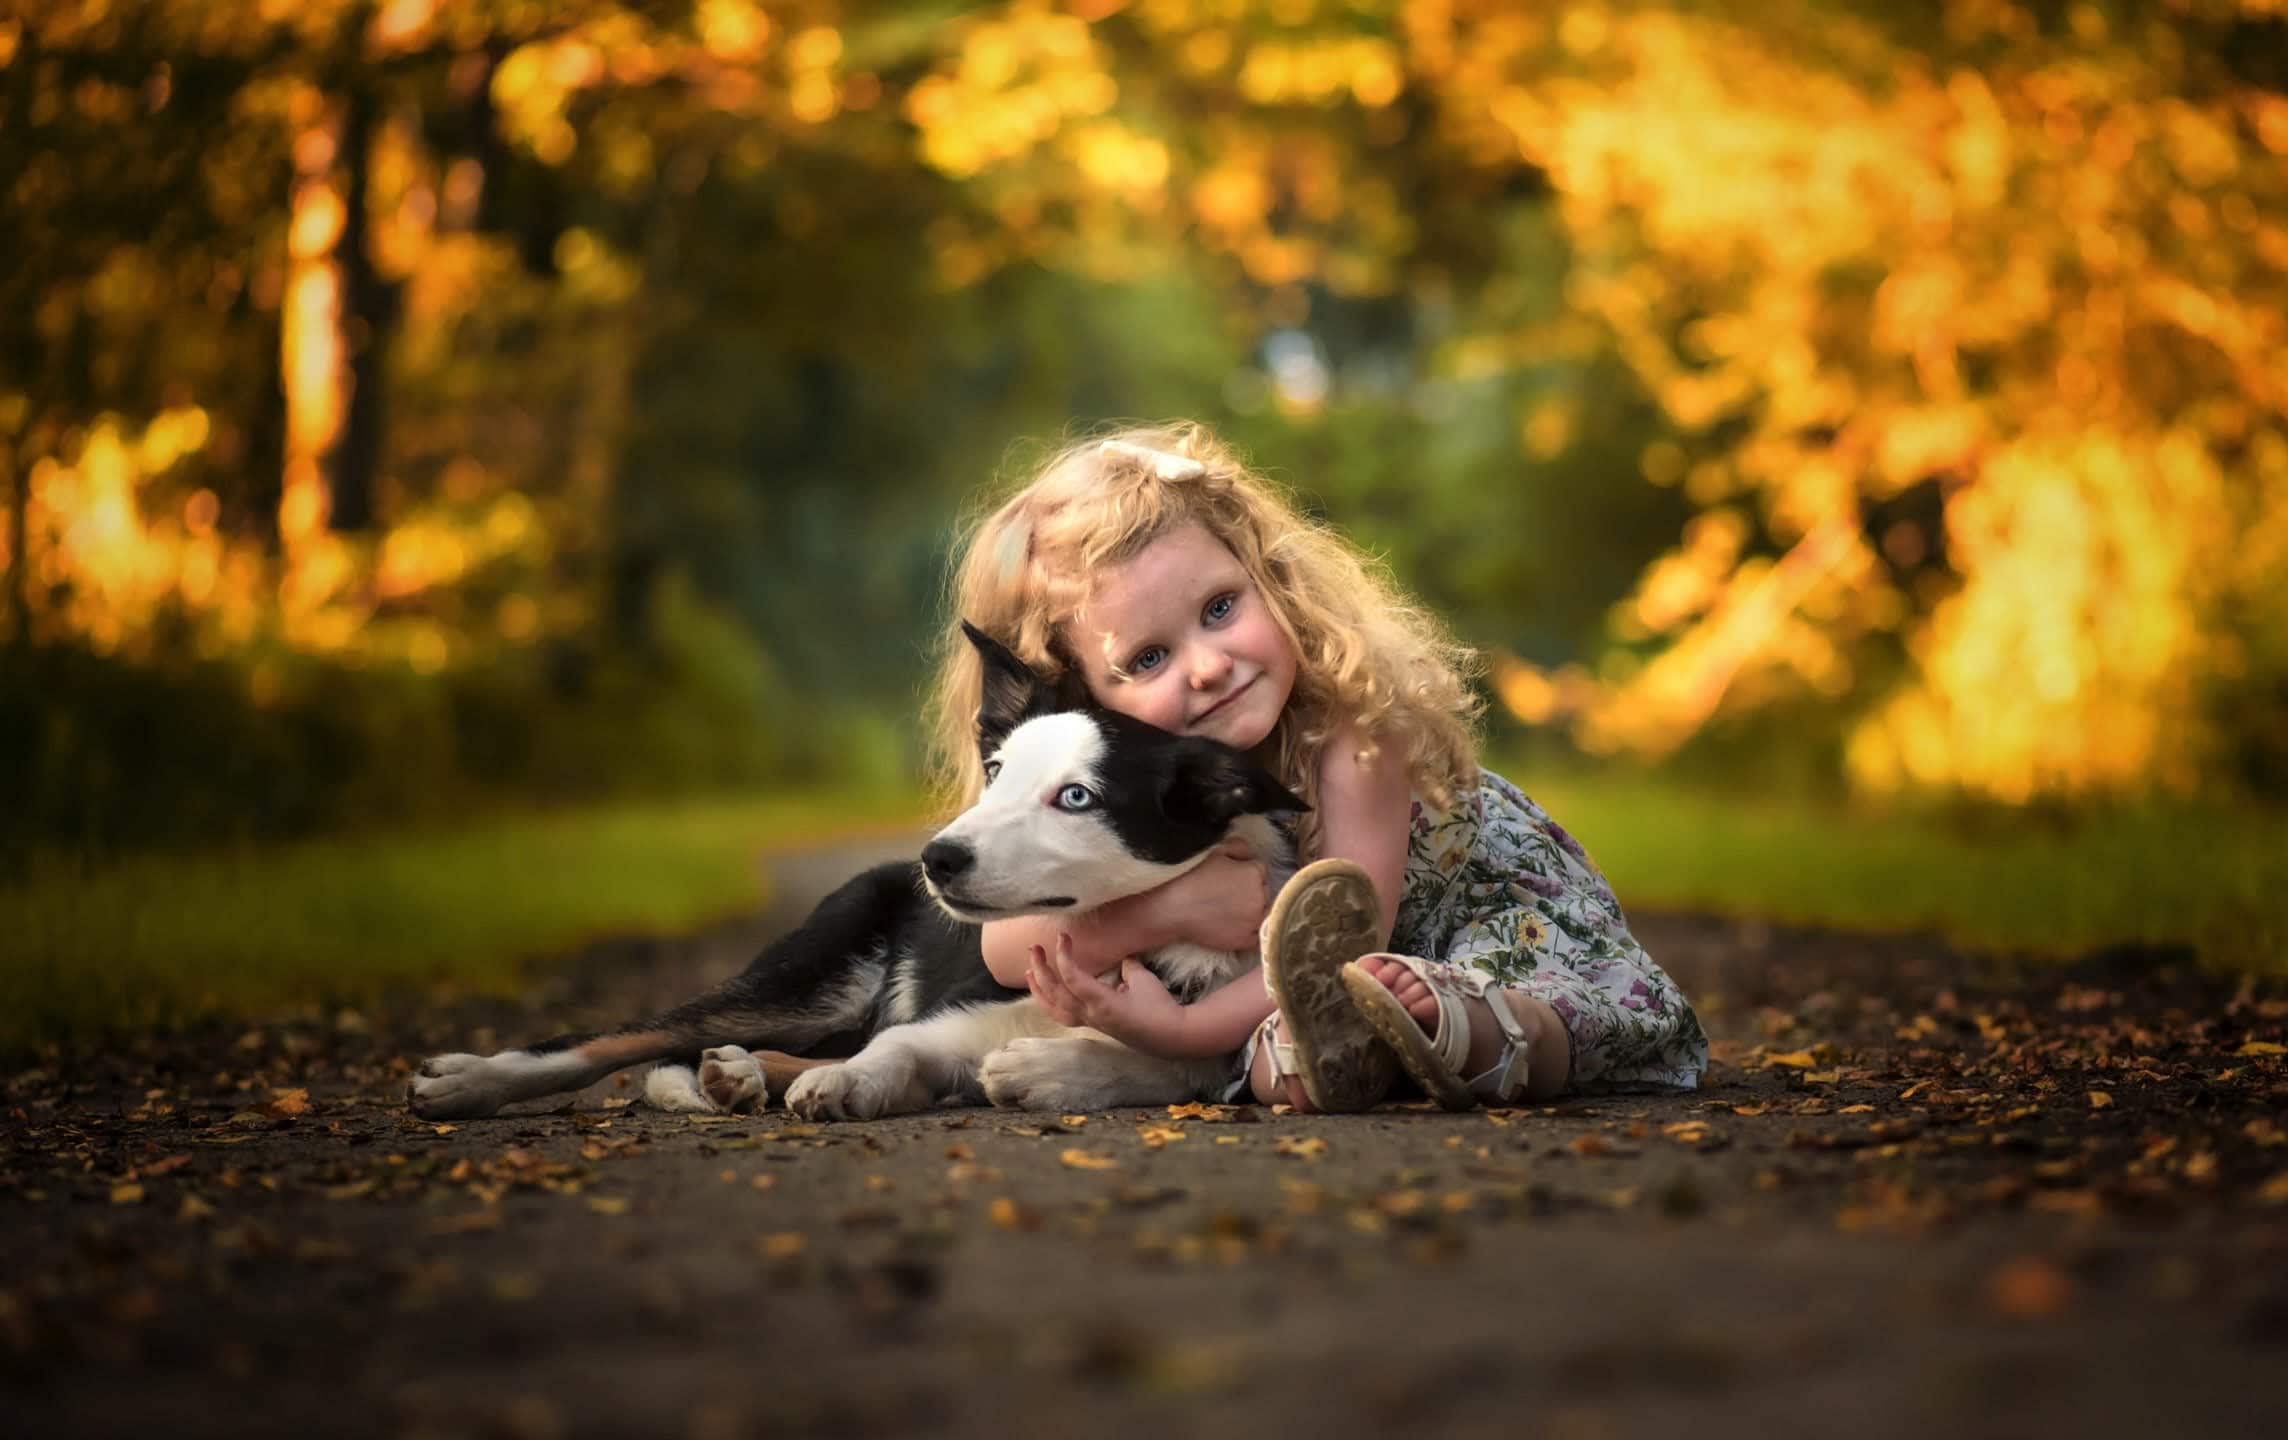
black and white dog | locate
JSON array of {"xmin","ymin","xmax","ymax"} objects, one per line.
[{"xmin": 406, "ymin": 623, "xmax": 1300, "ymax": 1122}]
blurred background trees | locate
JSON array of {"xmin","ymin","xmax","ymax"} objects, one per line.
[{"xmin": 4, "ymin": 0, "xmax": 2284, "ymax": 867}]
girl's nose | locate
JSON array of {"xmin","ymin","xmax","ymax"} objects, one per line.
[{"xmin": 1188, "ymin": 646, "xmax": 1232, "ymax": 689}]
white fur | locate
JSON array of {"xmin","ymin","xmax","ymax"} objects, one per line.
[
  {"xmin": 643, "ymin": 1064, "xmax": 716, "ymax": 1113},
  {"xmin": 928, "ymin": 715, "xmax": 1211, "ymax": 918},
  {"xmin": 698, "ymin": 1044, "xmax": 769, "ymax": 1111},
  {"xmin": 881, "ymin": 951, "xmax": 927, "ymax": 1027},
  {"xmin": 409, "ymin": 1048, "xmax": 594, "ymax": 1121}
]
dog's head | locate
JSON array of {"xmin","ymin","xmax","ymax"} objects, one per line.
[{"xmin": 920, "ymin": 622, "xmax": 1306, "ymax": 922}]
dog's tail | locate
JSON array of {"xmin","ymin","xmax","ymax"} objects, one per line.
[{"xmin": 409, "ymin": 862, "xmax": 930, "ymax": 1119}]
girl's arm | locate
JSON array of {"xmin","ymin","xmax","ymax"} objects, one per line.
[
  {"xmin": 977, "ymin": 841, "xmax": 1271, "ymax": 987},
  {"xmin": 1032, "ymin": 945, "xmax": 1273, "ymax": 1059},
  {"xmin": 1030, "ymin": 724, "xmax": 1416, "ymax": 1055},
  {"xmin": 1308, "ymin": 723, "xmax": 1413, "ymax": 949}
]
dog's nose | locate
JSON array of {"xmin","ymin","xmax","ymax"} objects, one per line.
[{"xmin": 920, "ymin": 839, "xmax": 974, "ymax": 887}]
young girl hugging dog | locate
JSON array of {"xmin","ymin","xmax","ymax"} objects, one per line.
[{"xmin": 926, "ymin": 423, "xmax": 1707, "ymax": 1110}]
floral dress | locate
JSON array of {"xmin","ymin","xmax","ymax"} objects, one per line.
[{"xmin": 1389, "ymin": 769, "xmax": 1707, "ymax": 1092}]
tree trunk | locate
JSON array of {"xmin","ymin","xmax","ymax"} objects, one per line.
[{"xmin": 320, "ymin": 80, "xmax": 399, "ymax": 533}]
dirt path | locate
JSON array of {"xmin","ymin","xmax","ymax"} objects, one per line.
[{"xmin": 6, "ymin": 836, "xmax": 2286, "ymax": 1439}]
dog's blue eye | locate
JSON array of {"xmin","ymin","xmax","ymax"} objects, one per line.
[
  {"xmin": 1056, "ymin": 784, "xmax": 1096, "ymax": 811},
  {"xmin": 1204, "ymin": 592, "xmax": 1236, "ymax": 623}
]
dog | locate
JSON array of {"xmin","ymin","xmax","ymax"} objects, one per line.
[{"xmin": 406, "ymin": 622, "xmax": 1301, "ymax": 1122}]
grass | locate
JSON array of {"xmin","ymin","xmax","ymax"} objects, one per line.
[
  {"xmin": 1516, "ymin": 768, "xmax": 2288, "ymax": 974},
  {"xmin": 4, "ymin": 771, "xmax": 2280, "ymax": 1056},
  {"xmin": 0, "ymin": 789, "xmax": 925, "ymax": 1055}
]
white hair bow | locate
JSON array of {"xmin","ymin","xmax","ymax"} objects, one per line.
[{"xmin": 1098, "ymin": 439, "xmax": 1206, "ymax": 481}]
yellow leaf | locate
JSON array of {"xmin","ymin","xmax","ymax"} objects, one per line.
[
  {"xmin": 1060, "ymin": 1148, "xmax": 1121, "ymax": 1171},
  {"xmin": 430, "ymin": 1124, "xmax": 457, "ymax": 1136},
  {"xmin": 177, "ymin": 1194, "xmax": 215, "ymax": 1221},
  {"xmin": 2087, "ymin": 1091, "xmax": 2114, "ymax": 1109},
  {"xmin": 988, "ymin": 1196, "xmax": 1040, "ymax": 1230},
  {"xmin": 2235, "ymin": 1041, "xmax": 2286, "ymax": 1057},
  {"xmin": 1136, "ymin": 1125, "xmax": 1186, "ymax": 1148},
  {"xmin": 1273, "ymin": 1136, "xmax": 1328, "ymax": 1161},
  {"xmin": 267, "ymin": 1088, "xmax": 311, "ymax": 1117},
  {"xmin": 1839, "ymin": 1104, "xmax": 1876, "ymax": 1114},
  {"xmin": 1802, "ymin": 1069, "xmax": 1841, "ymax": 1084},
  {"xmin": 758, "ymin": 1232, "xmax": 806, "ymax": 1259},
  {"xmin": 1764, "ymin": 1050, "xmax": 1819, "ymax": 1069},
  {"xmin": 1060, "ymin": 1114, "xmax": 1090, "ymax": 1127},
  {"xmin": 2258, "ymin": 1173, "xmax": 2288, "ymax": 1205},
  {"xmin": 585, "ymin": 1196, "xmax": 629, "ymax": 1216},
  {"xmin": 110, "ymin": 1183, "xmax": 144, "ymax": 1205}
]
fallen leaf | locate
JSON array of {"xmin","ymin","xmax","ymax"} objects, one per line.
[
  {"xmin": 267, "ymin": 1088, "xmax": 311, "ymax": 1118},
  {"xmin": 586, "ymin": 1196, "xmax": 630, "ymax": 1216},
  {"xmin": 1838, "ymin": 1104, "xmax": 1876, "ymax": 1115},
  {"xmin": 1060, "ymin": 1148, "xmax": 1121, "ymax": 1171},
  {"xmin": 988, "ymin": 1196, "xmax": 1041, "ymax": 1230},
  {"xmin": 110, "ymin": 1183, "xmax": 145, "ymax": 1205},
  {"xmin": 1061, "ymin": 1114, "xmax": 1090, "ymax": 1127},
  {"xmin": 2088, "ymin": 1091, "xmax": 2114, "ymax": 1109},
  {"xmin": 2235, "ymin": 1041, "xmax": 2286, "ymax": 1058},
  {"xmin": 1763, "ymin": 1050, "xmax": 1820, "ymax": 1069},
  {"xmin": 1273, "ymin": 1136, "xmax": 1328, "ymax": 1161},
  {"xmin": 1165, "ymin": 1102, "xmax": 1235, "ymax": 1122},
  {"xmin": 1988, "ymin": 1256, "xmax": 2073, "ymax": 1318},
  {"xmin": 758, "ymin": 1232, "xmax": 806, "ymax": 1259},
  {"xmin": 2257, "ymin": 1173, "xmax": 2288, "ymax": 1205},
  {"xmin": 431, "ymin": 1124, "xmax": 457, "ymax": 1136},
  {"xmin": 1136, "ymin": 1126, "xmax": 1186, "ymax": 1149}
]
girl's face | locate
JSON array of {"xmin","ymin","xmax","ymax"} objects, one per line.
[{"xmin": 1062, "ymin": 522, "xmax": 1297, "ymax": 751}]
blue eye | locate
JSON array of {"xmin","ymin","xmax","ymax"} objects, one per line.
[
  {"xmin": 1056, "ymin": 784, "xmax": 1096, "ymax": 811},
  {"xmin": 1204, "ymin": 593, "xmax": 1236, "ymax": 623},
  {"xmin": 1130, "ymin": 647, "xmax": 1166, "ymax": 675}
]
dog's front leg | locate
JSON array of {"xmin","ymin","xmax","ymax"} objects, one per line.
[
  {"xmin": 979, "ymin": 1034, "xmax": 1226, "ymax": 1112},
  {"xmin": 785, "ymin": 999, "xmax": 1052, "ymax": 1121}
]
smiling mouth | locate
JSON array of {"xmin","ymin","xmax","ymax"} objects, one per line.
[{"xmin": 1196, "ymin": 676, "xmax": 1254, "ymax": 724}]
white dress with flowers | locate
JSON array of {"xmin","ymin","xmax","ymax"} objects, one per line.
[{"xmin": 1387, "ymin": 770, "xmax": 1707, "ymax": 1092}]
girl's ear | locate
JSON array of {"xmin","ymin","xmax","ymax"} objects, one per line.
[{"xmin": 963, "ymin": 621, "xmax": 1055, "ymax": 750}]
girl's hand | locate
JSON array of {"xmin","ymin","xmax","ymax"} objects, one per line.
[{"xmin": 1027, "ymin": 935, "xmax": 1188, "ymax": 1058}]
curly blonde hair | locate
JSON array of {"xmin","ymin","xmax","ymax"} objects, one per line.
[{"xmin": 924, "ymin": 421, "xmax": 1482, "ymax": 851}]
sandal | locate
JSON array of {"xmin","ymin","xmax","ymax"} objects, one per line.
[
  {"xmin": 1339, "ymin": 955, "xmax": 1535, "ymax": 1111},
  {"xmin": 1258, "ymin": 858, "xmax": 1399, "ymax": 1111}
]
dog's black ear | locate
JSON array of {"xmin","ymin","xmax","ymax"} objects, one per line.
[
  {"xmin": 1162, "ymin": 738, "xmax": 1309, "ymax": 826},
  {"xmin": 964, "ymin": 620, "xmax": 1054, "ymax": 751}
]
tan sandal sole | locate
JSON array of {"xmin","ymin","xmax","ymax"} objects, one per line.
[
  {"xmin": 1341, "ymin": 962, "xmax": 1477, "ymax": 1111},
  {"xmin": 1260, "ymin": 859, "xmax": 1396, "ymax": 1112}
]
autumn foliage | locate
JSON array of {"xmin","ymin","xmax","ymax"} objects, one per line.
[{"xmin": 4, "ymin": 0, "xmax": 2285, "ymax": 840}]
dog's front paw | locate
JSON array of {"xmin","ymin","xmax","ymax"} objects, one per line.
[
  {"xmin": 698, "ymin": 1045, "xmax": 768, "ymax": 1113},
  {"xmin": 979, "ymin": 1037, "xmax": 1116, "ymax": 1112},
  {"xmin": 784, "ymin": 1063, "xmax": 892, "ymax": 1122},
  {"xmin": 407, "ymin": 1052, "xmax": 507, "ymax": 1120}
]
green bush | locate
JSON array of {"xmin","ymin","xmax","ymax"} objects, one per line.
[{"xmin": 0, "ymin": 580, "xmax": 802, "ymax": 871}]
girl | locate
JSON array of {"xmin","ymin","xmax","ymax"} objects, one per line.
[{"xmin": 924, "ymin": 423, "xmax": 1707, "ymax": 1110}]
